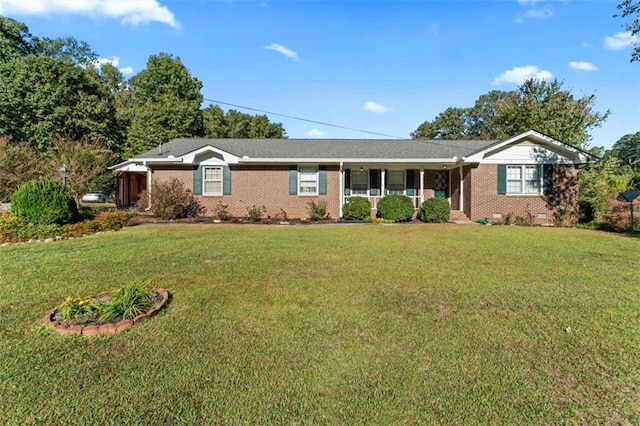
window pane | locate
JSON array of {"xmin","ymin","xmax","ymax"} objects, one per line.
[
  {"xmin": 387, "ymin": 170, "xmax": 404, "ymax": 190},
  {"xmin": 205, "ymin": 168, "xmax": 221, "ymax": 180},
  {"xmin": 299, "ymin": 182, "xmax": 317, "ymax": 194},
  {"xmin": 524, "ymin": 181, "xmax": 539, "ymax": 194},
  {"xmin": 507, "ymin": 181, "xmax": 522, "ymax": 194},
  {"xmin": 204, "ymin": 181, "xmax": 222, "ymax": 194},
  {"xmin": 525, "ymin": 166, "xmax": 538, "ymax": 180},
  {"xmin": 351, "ymin": 170, "xmax": 368, "ymax": 193},
  {"xmin": 507, "ymin": 166, "xmax": 521, "ymax": 180}
]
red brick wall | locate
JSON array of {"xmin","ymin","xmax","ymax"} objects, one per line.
[
  {"xmin": 468, "ymin": 164, "xmax": 578, "ymax": 224},
  {"xmin": 152, "ymin": 165, "xmax": 340, "ymax": 220}
]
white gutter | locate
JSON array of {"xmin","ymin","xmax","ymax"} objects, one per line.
[{"xmin": 238, "ymin": 157, "xmax": 461, "ymax": 164}]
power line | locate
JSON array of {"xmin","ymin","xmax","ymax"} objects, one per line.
[{"xmin": 203, "ymin": 97, "xmax": 406, "ymax": 139}]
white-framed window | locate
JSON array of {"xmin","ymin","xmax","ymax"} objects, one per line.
[
  {"xmin": 298, "ymin": 166, "xmax": 318, "ymax": 195},
  {"xmin": 507, "ymin": 165, "xmax": 541, "ymax": 195},
  {"xmin": 203, "ymin": 166, "xmax": 223, "ymax": 195},
  {"xmin": 350, "ymin": 169, "xmax": 369, "ymax": 196},
  {"xmin": 387, "ymin": 170, "xmax": 405, "ymax": 195}
]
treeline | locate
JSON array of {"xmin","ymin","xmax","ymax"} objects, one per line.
[{"xmin": 0, "ymin": 17, "xmax": 286, "ymax": 201}]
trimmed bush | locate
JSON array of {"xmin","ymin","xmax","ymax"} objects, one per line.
[
  {"xmin": 150, "ymin": 178, "xmax": 204, "ymax": 220},
  {"xmin": 11, "ymin": 179, "xmax": 78, "ymax": 225},
  {"xmin": 420, "ymin": 198, "xmax": 451, "ymax": 223},
  {"xmin": 342, "ymin": 197, "xmax": 371, "ymax": 220},
  {"xmin": 377, "ymin": 195, "xmax": 414, "ymax": 222}
]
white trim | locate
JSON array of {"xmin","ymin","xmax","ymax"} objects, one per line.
[
  {"xmin": 419, "ymin": 169, "xmax": 425, "ymax": 205},
  {"xmin": 239, "ymin": 157, "xmax": 458, "ymax": 164},
  {"xmin": 465, "ymin": 130, "xmax": 594, "ymax": 164},
  {"xmin": 506, "ymin": 165, "xmax": 543, "ymax": 195},
  {"xmin": 202, "ymin": 166, "xmax": 224, "ymax": 196},
  {"xmin": 182, "ymin": 146, "xmax": 240, "ymax": 165},
  {"xmin": 339, "ymin": 162, "xmax": 344, "ymax": 218},
  {"xmin": 298, "ymin": 165, "xmax": 319, "ymax": 196},
  {"xmin": 459, "ymin": 165, "xmax": 464, "ymax": 212}
]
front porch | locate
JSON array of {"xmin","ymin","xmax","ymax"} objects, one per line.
[{"xmin": 339, "ymin": 164, "xmax": 469, "ymax": 218}]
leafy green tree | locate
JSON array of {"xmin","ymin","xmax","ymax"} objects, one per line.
[
  {"xmin": 616, "ymin": 0, "xmax": 640, "ymax": 62},
  {"xmin": 467, "ymin": 90, "xmax": 513, "ymax": 140},
  {"xmin": 0, "ymin": 55, "xmax": 121, "ymax": 152},
  {"xmin": 494, "ymin": 79, "xmax": 610, "ymax": 148},
  {"xmin": 429, "ymin": 107, "xmax": 470, "ymax": 139},
  {"xmin": 32, "ymin": 36, "xmax": 97, "ymax": 66},
  {"xmin": 126, "ymin": 53, "xmax": 204, "ymax": 156},
  {"xmin": 579, "ymin": 155, "xmax": 634, "ymax": 221},
  {"xmin": 611, "ymin": 131, "xmax": 640, "ymax": 170},
  {"xmin": 410, "ymin": 121, "xmax": 432, "ymax": 139},
  {"xmin": 0, "ymin": 17, "xmax": 34, "ymax": 62},
  {"xmin": 48, "ymin": 139, "xmax": 116, "ymax": 202},
  {"xmin": 202, "ymin": 105, "xmax": 286, "ymax": 138},
  {"xmin": 202, "ymin": 105, "xmax": 227, "ymax": 137},
  {"xmin": 0, "ymin": 137, "xmax": 47, "ymax": 202}
]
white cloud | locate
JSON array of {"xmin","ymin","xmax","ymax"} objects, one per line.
[
  {"xmin": 264, "ymin": 43, "xmax": 298, "ymax": 61},
  {"xmin": 604, "ymin": 31, "xmax": 639, "ymax": 50},
  {"xmin": 522, "ymin": 7, "xmax": 553, "ymax": 19},
  {"xmin": 492, "ymin": 65, "xmax": 553, "ymax": 85},
  {"xmin": 363, "ymin": 101, "xmax": 390, "ymax": 114},
  {"xmin": 569, "ymin": 61, "xmax": 597, "ymax": 72},
  {"xmin": 95, "ymin": 56, "xmax": 134, "ymax": 75},
  {"xmin": 0, "ymin": 0, "xmax": 179, "ymax": 28},
  {"xmin": 306, "ymin": 128, "xmax": 326, "ymax": 137}
]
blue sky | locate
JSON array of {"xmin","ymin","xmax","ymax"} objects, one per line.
[{"xmin": 1, "ymin": 0, "xmax": 638, "ymax": 148}]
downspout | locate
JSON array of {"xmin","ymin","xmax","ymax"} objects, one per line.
[
  {"xmin": 144, "ymin": 161, "xmax": 152, "ymax": 211},
  {"xmin": 339, "ymin": 161, "xmax": 344, "ymax": 219}
]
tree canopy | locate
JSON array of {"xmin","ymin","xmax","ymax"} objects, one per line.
[
  {"xmin": 616, "ymin": 0, "xmax": 640, "ymax": 62},
  {"xmin": 411, "ymin": 79, "xmax": 609, "ymax": 148},
  {"xmin": 611, "ymin": 131, "xmax": 640, "ymax": 169},
  {"xmin": 0, "ymin": 55, "xmax": 121, "ymax": 152},
  {"xmin": 203, "ymin": 105, "xmax": 286, "ymax": 139},
  {"xmin": 125, "ymin": 53, "xmax": 204, "ymax": 156}
]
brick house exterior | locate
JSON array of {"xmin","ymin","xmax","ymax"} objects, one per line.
[{"xmin": 112, "ymin": 130, "xmax": 593, "ymax": 224}]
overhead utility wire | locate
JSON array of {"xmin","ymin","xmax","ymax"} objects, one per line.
[{"xmin": 203, "ymin": 98, "xmax": 406, "ymax": 139}]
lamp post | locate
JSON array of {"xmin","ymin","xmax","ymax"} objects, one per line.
[{"xmin": 58, "ymin": 164, "xmax": 69, "ymax": 187}]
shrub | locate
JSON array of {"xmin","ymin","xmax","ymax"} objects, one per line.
[
  {"xmin": 342, "ymin": 197, "xmax": 371, "ymax": 220},
  {"xmin": 377, "ymin": 195, "xmax": 414, "ymax": 222},
  {"xmin": 308, "ymin": 200, "xmax": 329, "ymax": 221},
  {"xmin": 150, "ymin": 178, "xmax": 204, "ymax": 220},
  {"xmin": 214, "ymin": 201, "xmax": 232, "ymax": 221},
  {"xmin": 11, "ymin": 179, "xmax": 78, "ymax": 225},
  {"xmin": 599, "ymin": 199, "xmax": 638, "ymax": 232},
  {"xmin": 246, "ymin": 205, "xmax": 266, "ymax": 222},
  {"xmin": 419, "ymin": 198, "xmax": 450, "ymax": 223},
  {"xmin": 0, "ymin": 210, "xmax": 130, "ymax": 243}
]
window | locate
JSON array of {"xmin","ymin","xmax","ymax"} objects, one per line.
[
  {"xmin": 507, "ymin": 165, "xmax": 541, "ymax": 195},
  {"xmin": 387, "ymin": 170, "xmax": 405, "ymax": 195},
  {"xmin": 351, "ymin": 169, "xmax": 368, "ymax": 195},
  {"xmin": 203, "ymin": 166, "xmax": 222, "ymax": 195},
  {"xmin": 298, "ymin": 166, "xmax": 318, "ymax": 195}
]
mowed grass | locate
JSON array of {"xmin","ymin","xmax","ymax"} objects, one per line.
[{"xmin": 1, "ymin": 224, "xmax": 639, "ymax": 424}]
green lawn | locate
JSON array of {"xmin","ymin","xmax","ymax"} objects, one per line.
[{"xmin": 1, "ymin": 224, "xmax": 639, "ymax": 424}]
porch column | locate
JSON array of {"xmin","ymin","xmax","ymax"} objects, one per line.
[
  {"xmin": 459, "ymin": 165, "xmax": 464, "ymax": 212},
  {"xmin": 145, "ymin": 162, "xmax": 152, "ymax": 210},
  {"xmin": 339, "ymin": 161, "xmax": 344, "ymax": 218},
  {"xmin": 381, "ymin": 169, "xmax": 386, "ymax": 197},
  {"xmin": 419, "ymin": 168, "xmax": 425, "ymax": 204}
]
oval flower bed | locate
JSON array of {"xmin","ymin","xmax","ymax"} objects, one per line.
[{"xmin": 45, "ymin": 281, "xmax": 169, "ymax": 336}]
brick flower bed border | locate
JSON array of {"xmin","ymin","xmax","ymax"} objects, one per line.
[{"xmin": 45, "ymin": 287, "xmax": 169, "ymax": 336}]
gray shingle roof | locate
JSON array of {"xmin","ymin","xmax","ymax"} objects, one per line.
[{"xmin": 134, "ymin": 138, "xmax": 499, "ymax": 160}]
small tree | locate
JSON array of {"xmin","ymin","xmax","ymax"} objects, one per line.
[
  {"xmin": 0, "ymin": 137, "xmax": 46, "ymax": 202},
  {"xmin": 48, "ymin": 139, "xmax": 116, "ymax": 203}
]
